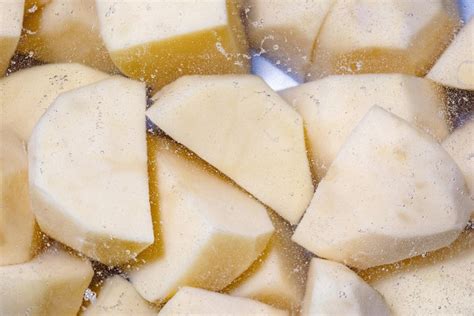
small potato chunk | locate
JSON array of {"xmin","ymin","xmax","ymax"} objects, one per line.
[
  {"xmin": 159, "ymin": 287, "xmax": 288, "ymax": 316},
  {"xmin": 0, "ymin": 248, "xmax": 93, "ymax": 316},
  {"xmin": 95, "ymin": 0, "xmax": 249, "ymax": 92},
  {"xmin": 246, "ymin": 0, "xmax": 334, "ymax": 80},
  {"xmin": 18, "ymin": 0, "xmax": 116, "ymax": 73},
  {"xmin": 146, "ymin": 75, "xmax": 313, "ymax": 224},
  {"xmin": 83, "ymin": 276, "xmax": 157, "ymax": 316},
  {"xmin": 280, "ymin": 74, "xmax": 449, "ymax": 178},
  {"xmin": 302, "ymin": 258, "xmax": 390, "ymax": 316},
  {"xmin": 293, "ymin": 106, "xmax": 471, "ymax": 269},
  {"xmin": 309, "ymin": 0, "xmax": 460, "ymax": 80},
  {"xmin": 0, "ymin": 0, "xmax": 24, "ymax": 75},
  {"xmin": 0, "ymin": 130, "xmax": 37, "ymax": 265},
  {"xmin": 1, "ymin": 63, "xmax": 109, "ymax": 141},
  {"xmin": 427, "ymin": 17, "xmax": 474, "ymax": 90},
  {"xmin": 128, "ymin": 137, "xmax": 274, "ymax": 303},
  {"xmin": 28, "ymin": 77, "xmax": 153, "ymax": 265}
]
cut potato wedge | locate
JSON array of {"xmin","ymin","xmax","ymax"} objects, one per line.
[
  {"xmin": 309, "ymin": 0, "xmax": 460, "ymax": 80},
  {"xmin": 83, "ymin": 276, "xmax": 157, "ymax": 316},
  {"xmin": 18, "ymin": 0, "xmax": 116, "ymax": 73},
  {"xmin": 427, "ymin": 17, "xmax": 474, "ymax": 90},
  {"xmin": 159, "ymin": 287, "xmax": 288, "ymax": 316},
  {"xmin": 280, "ymin": 74, "xmax": 450, "ymax": 178},
  {"xmin": 146, "ymin": 75, "xmax": 313, "ymax": 224},
  {"xmin": 0, "ymin": 248, "xmax": 93, "ymax": 316},
  {"xmin": 128, "ymin": 136, "xmax": 274, "ymax": 303},
  {"xmin": 95, "ymin": 0, "xmax": 249, "ymax": 91},
  {"xmin": 0, "ymin": 0, "xmax": 24, "ymax": 75},
  {"xmin": 28, "ymin": 77, "xmax": 153, "ymax": 265},
  {"xmin": 0, "ymin": 130, "xmax": 37, "ymax": 265},
  {"xmin": 1, "ymin": 63, "xmax": 109, "ymax": 141},
  {"xmin": 293, "ymin": 106, "xmax": 471, "ymax": 269},
  {"xmin": 302, "ymin": 258, "xmax": 390, "ymax": 316}
]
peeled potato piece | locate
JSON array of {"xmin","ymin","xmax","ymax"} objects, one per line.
[
  {"xmin": 0, "ymin": 130, "xmax": 37, "ymax": 265},
  {"xmin": 309, "ymin": 0, "xmax": 460, "ymax": 80},
  {"xmin": 280, "ymin": 74, "xmax": 449, "ymax": 178},
  {"xmin": 293, "ymin": 106, "xmax": 471, "ymax": 269},
  {"xmin": 159, "ymin": 287, "xmax": 288, "ymax": 316},
  {"xmin": 146, "ymin": 75, "xmax": 313, "ymax": 224},
  {"xmin": 18, "ymin": 0, "xmax": 116, "ymax": 73},
  {"xmin": 1, "ymin": 63, "xmax": 109, "ymax": 141},
  {"xmin": 28, "ymin": 77, "xmax": 153, "ymax": 265},
  {"xmin": 83, "ymin": 276, "xmax": 157, "ymax": 316},
  {"xmin": 0, "ymin": 0, "xmax": 24, "ymax": 75},
  {"xmin": 128, "ymin": 136, "xmax": 274, "ymax": 303},
  {"xmin": 427, "ymin": 17, "xmax": 474, "ymax": 90},
  {"xmin": 95, "ymin": 0, "xmax": 249, "ymax": 92},
  {"xmin": 0, "ymin": 248, "xmax": 93, "ymax": 316}
]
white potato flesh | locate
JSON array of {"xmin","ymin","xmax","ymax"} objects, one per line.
[
  {"xmin": 28, "ymin": 77, "xmax": 153, "ymax": 265},
  {"xmin": 309, "ymin": 0, "xmax": 460, "ymax": 80},
  {"xmin": 1, "ymin": 63, "xmax": 109, "ymax": 141},
  {"xmin": 293, "ymin": 106, "xmax": 471, "ymax": 269},
  {"xmin": 0, "ymin": 130, "xmax": 36, "ymax": 265},
  {"xmin": 159, "ymin": 287, "xmax": 288, "ymax": 316},
  {"xmin": 246, "ymin": 0, "xmax": 334, "ymax": 80},
  {"xmin": 427, "ymin": 17, "xmax": 474, "ymax": 90},
  {"xmin": 302, "ymin": 258, "xmax": 390, "ymax": 316},
  {"xmin": 280, "ymin": 74, "xmax": 450, "ymax": 178},
  {"xmin": 0, "ymin": 249, "xmax": 93, "ymax": 316},
  {"xmin": 83, "ymin": 276, "xmax": 157, "ymax": 316},
  {"xmin": 0, "ymin": 0, "xmax": 24, "ymax": 75},
  {"xmin": 146, "ymin": 75, "xmax": 313, "ymax": 224},
  {"xmin": 128, "ymin": 136, "xmax": 274, "ymax": 303}
]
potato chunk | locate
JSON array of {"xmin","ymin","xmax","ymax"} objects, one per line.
[
  {"xmin": 128, "ymin": 137, "xmax": 274, "ymax": 303},
  {"xmin": 0, "ymin": 130, "xmax": 37, "ymax": 265},
  {"xmin": 0, "ymin": 0, "xmax": 23, "ymax": 75},
  {"xmin": 309, "ymin": 0, "xmax": 459, "ymax": 80},
  {"xmin": 280, "ymin": 74, "xmax": 449, "ymax": 178},
  {"xmin": 95, "ymin": 0, "xmax": 249, "ymax": 91},
  {"xmin": 28, "ymin": 77, "xmax": 153, "ymax": 265},
  {"xmin": 0, "ymin": 249, "xmax": 93, "ymax": 316},
  {"xmin": 146, "ymin": 75, "xmax": 313, "ymax": 224},
  {"xmin": 293, "ymin": 106, "xmax": 471, "ymax": 269},
  {"xmin": 160, "ymin": 287, "xmax": 288, "ymax": 316}
]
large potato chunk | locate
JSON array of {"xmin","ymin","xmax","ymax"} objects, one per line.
[
  {"xmin": 309, "ymin": 0, "xmax": 459, "ymax": 80},
  {"xmin": 128, "ymin": 137, "xmax": 274, "ymax": 303},
  {"xmin": 18, "ymin": 0, "xmax": 116, "ymax": 72},
  {"xmin": 280, "ymin": 74, "xmax": 450, "ymax": 178},
  {"xmin": 0, "ymin": 249, "xmax": 93, "ymax": 315},
  {"xmin": 159, "ymin": 287, "xmax": 288, "ymax": 316},
  {"xmin": 28, "ymin": 77, "xmax": 153, "ymax": 265},
  {"xmin": 0, "ymin": 130, "xmax": 37, "ymax": 265},
  {"xmin": 302, "ymin": 258, "xmax": 390, "ymax": 316},
  {"xmin": 1, "ymin": 63, "xmax": 109, "ymax": 141},
  {"xmin": 95, "ymin": 0, "xmax": 249, "ymax": 91},
  {"xmin": 293, "ymin": 106, "xmax": 471, "ymax": 269},
  {"xmin": 0, "ymin": 0, "xmax": 24, "ymax": 75},
  {"xmin": 146, "ymin": 75, "xmax": 313, "ymax": 224}
]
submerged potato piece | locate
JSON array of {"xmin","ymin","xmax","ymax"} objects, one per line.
[
  {"xmin": 83, "ymin": 276, "xmax": 157, "ymax": 316},
  {"xmin": 280, "ymin": 74, "xmax": 449, "ymax": 178},
  {"xmin": 128, "ymin": 137, "xmax": 274, "ymax": 303},
  {"xmin": 0, "ymin": 249, "xmax": 93, "ymax": 316},
  {"xmin": 293, "ymin": 106, "xmax": 471, "ymax": 269},
  {"xmin": 1, "ymin": 63, "xmax": 109, "ymax": 141},
  {"xmin": 302, "ymin": 258, "xmax": 390, "ymax": 316},
  {"xmin": 427, "ymin": 18, "xmax": 474, "ymax": 90},
  {"xmin": 309, "ymin": 0, "xmax": 460, "ymax": 80},
  {"xmin": 28, "ymin": 77, "xmax": 153, "ymax": 265},
  {"xmin": 246, "ymin": 0, "xmax": 334, "ymax": 80},
  {"xmin": 18, "ymin": 0, "xmax": 116, "ymax": 72},
  {"xmin": 0, "ymin": 130, "xmax": 37, "ymax": 265},
  {"xmin": 159, "ymin": 287, "xmax": 288, "ymax": 316},
  {"xmin": 95, "ymin": 0, "xmax": 249, "ymax": 91},
  {"xmin": 147, "ymin": 75, "xmax": 313, "ymax": 224},
  {"xmin": 0, "ymin": 0, "xmax": 24, "ymax": 75}
]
